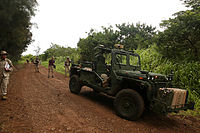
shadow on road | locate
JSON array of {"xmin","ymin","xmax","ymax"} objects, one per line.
[
  {"xmin": 80, "ymin": 89, "xmax": 114, "ymax": 111},
  {"xmin": 79, "ymin": 88, "xmax": 180, "ymax": 129}
]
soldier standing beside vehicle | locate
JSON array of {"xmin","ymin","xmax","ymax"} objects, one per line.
[
  {"xmin": 34, "ymin": 56, "xmax": 40, "ymax": 72},
  {"xmin": 48, "ymin": 56, "xmax": 55, "ymax": 78},
  {"xmin": 0, "ymin": 51, "xmax": 13, "ymax": 100},
  {"xmin": 64, "ymin": 56, "xmax": 71, "ymax": 77}
]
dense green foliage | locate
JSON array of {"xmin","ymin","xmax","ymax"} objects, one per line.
[
  {"xmin": 157, "ymin": 0, "xmax": 200, "ymax": 61},
  {"xmin": 0, "ymin": 0, "xmax": 37, "ymax": 61},
  {"xmin": 77, "ymin": 27, "xmax": 119, "ymax": 61},
  {"xmin": 183, "ymin": 0, "xmax": 200, "ymax": 9},
  {"xmin": 41, "ymin": 43, "xmax": 80, "ymax": 62},
  {"xmin": 77, "ymin": 23, "xmax": 156, "ymax": 61},
  {"xmin": 136, "ymin": 45, "xmax": 200, "ymax": 109},
  {"xmin": 116, "ymin": 23, "xmax": 156, "ymax": 50}
]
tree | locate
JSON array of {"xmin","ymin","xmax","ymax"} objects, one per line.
[
  {"xmin": 116, "ymin": 23, "xmax": 156, "ymax": 50},
  {"xmin": 42, "ymin": 43, "xmax": 80, "ymax": 61},
  {"xmin": 77, "ymin": 27, "xmax": 119, "ymax": 61},
  {"xmin": 77, "ymin": 23, "xmax": 156, "ymax": 61},
  {"xmin": 157, "ymin": 0, "xmax": 200, "ymax": 61},
  {"xmin": 0, "ymin": 0, "xmax": 37, "ymax": 61},
  {"xmin": 182, "ymin": 0, "xmax": 200, "ymax": 9}
]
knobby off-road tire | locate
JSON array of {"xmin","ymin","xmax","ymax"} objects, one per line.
[
  {"xmin": 69, "ymin": 75, "xmax": 81, "ymax": 94},
  {"xmin": 114, "ymin": 89, "xmax": 144, "ymax": 121}
]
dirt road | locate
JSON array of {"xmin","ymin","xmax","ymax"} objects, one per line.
[{"xmin": 0, "ymin": 64, "xmax": 199, "ymax": 133}]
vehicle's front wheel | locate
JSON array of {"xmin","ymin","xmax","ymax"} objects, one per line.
[
  {"xmin": 69, "ymin": 75, "xmax": 81, "ymax": 94},
  {"xmin": 114, "ymin": 89, "xmax": 144, "ymax": 120}
]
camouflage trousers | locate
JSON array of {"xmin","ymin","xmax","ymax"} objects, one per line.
[
  {"xmin": 0, "ymin": 76, "xmax": 9, "ymax": 96},
  {"xmin": 35, "ymin": 64, "xmax": 39, "ymax": 72},
  {"xmin": 65, "ymin": 66, "xmax": 70, "ymax": 77},
  {"xmin": 48, "ymin": 65, "xmax": 54, "ymax": 77}
]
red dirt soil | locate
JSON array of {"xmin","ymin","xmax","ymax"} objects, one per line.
[{"xmin": 0, "ymin": 64, "xmax": 200, "ymax": 133}]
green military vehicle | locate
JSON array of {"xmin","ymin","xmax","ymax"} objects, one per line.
[{"xmin": 69, "ymin": 44, "xmax": 194, "ymax": 120}]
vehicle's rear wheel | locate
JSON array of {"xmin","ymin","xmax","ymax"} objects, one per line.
[
  {"xmin": 114, "ymin": 89, "xmax": 144, "ymax": 120},
  {"xmin": 69, "ymin": 75, "xmax": 81, "ymax": 94}
]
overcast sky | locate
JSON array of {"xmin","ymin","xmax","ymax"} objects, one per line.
[{"xmin": 23, "ymin": 0, "xmax": 187, "ymax": 55}]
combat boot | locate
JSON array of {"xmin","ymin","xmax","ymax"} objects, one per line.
[{"xmin": 2, "ymin": 95, "xmax": 7, "ymax": 100}]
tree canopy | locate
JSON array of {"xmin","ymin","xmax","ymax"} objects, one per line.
[
  {"xmin": 41, "ymin": 43, "xmax": 80, "ymax": 62},
  {"xmin": 77, "ymin": 23, "xmax": 156, "ymax": 61},
  {"xmin": 157, "ymin": 0, "xmax": 200, "ymax": 61},
  {"xmin": 0, "ymin": 0, "xmax": 37, "ymax": 61}
]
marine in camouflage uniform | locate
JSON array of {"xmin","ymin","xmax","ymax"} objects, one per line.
[
  {"xmin": 34, "ymin": 56, "xmax": 40, "ymax": 72},
  {"xmin": 48, "ymin": 56, "xmax": 55, "ymax": 78},
  {"xmin": 0, "ymin": 51, "xmax": 13, "ymax": 100},
  {"xmin": 64, "ymin": 56, "xmax": 71, "ymax": 77}
]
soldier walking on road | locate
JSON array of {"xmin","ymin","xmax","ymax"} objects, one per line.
[
  {"xmin": 64, "ymin": 56, "xmax": 71, "ymax": 77},
  {"xmin": 0, "ymin": 51, "xmax": 13, "ymax": 100},
  {"xmin": 26, "ymin": 59, "xmax": 29, "ymax": 64},
  {"xmin": 34, "ymin": 56, "xmax": 40, "ymax": 72},
  {"xmin": 48, "ymin": 56, "xmax": 55, "ymax": 78}
]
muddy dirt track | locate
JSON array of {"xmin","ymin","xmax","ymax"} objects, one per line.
[{"xmin": 0, "ymin": 64, "xmax": 200, "ymax": 133}]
